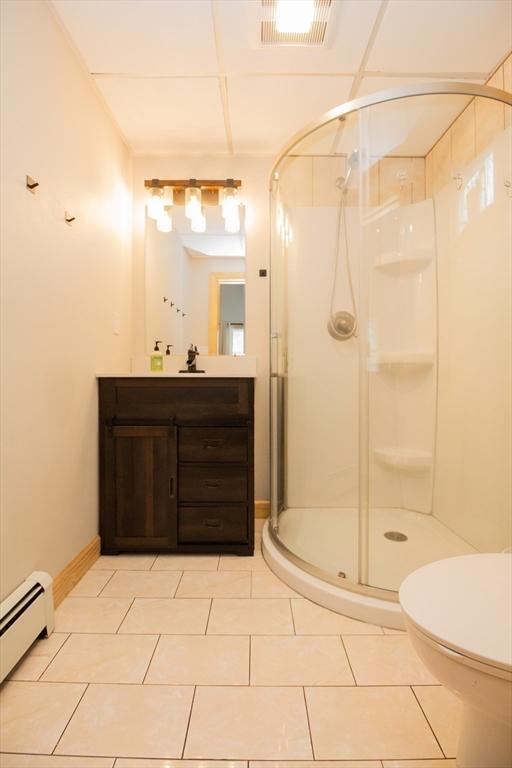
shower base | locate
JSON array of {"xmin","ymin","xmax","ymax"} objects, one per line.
[{"xmin": 262, "ymin": 506, "xmax": 476, "ymax": 629}]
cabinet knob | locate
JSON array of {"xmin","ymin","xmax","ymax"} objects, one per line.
[
  {"xmin": 204, "ymin": 518, "xmax": 222, "ymax": 528},
  {"xmin": 204, "ymin": 479, "xmax": 221, "ymax": 488}
]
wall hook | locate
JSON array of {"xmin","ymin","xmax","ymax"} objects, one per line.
[
  {"xmin": 176, "ymin": 308, "xmax": 181, "ymax": 313},
  {"xmin": 26, "ymin": 175, "xmax": 39, "ymax": 193},
  {"xmin": 182, "ymin": 312, "xmax": 186, "ymax": 317},
  {"xmin": 452, "ymin": 174, "xmax": 463, "ymax": 191},
  {"xmin": 505, "ymin": 179, "xmax": 512, "ymax": 198},
  {"xmin": 170, "ymin": 302, "xmax": 175, "ymax": 307},
  {"xmin": 163, "ymin": 296, "xmax": 168, "ymax": 303},
  {"xmin": 64, "ymin": 211, "xmax": 76, "ymax": 225}
]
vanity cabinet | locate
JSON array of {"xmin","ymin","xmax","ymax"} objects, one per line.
[{"xmin": 99, "ymin": 377, "xmax": 254, "ymax": 556}]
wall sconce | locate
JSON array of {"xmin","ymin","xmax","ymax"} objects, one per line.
[
  {"xmin": 144, "ymin": 178, "xmax": 242, "ymax": 234},
  {"xmin": 185, "ymin": 182, "xmax": 201, "ymax": 221},
  {"xmin": 157, "ymin": 205, "xmax": 173, "ymax": 233},
  {"xmin": 65, "ymin": 211, "xmax": 76, "ymax": 225},
  {"xmin": 147, "ymin": 181, "xmax": 164, "ymax": 220}
]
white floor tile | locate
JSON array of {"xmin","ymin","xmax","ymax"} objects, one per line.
[
  {"xmin": 207, "ymin": 599, "xmax": 294, "ymax": 635},
  {"xmin": 55, "ymin": 684, "xmax": 194, "ymax": 759},
  {"xmin": 0, "ymin": 681, "xmax": 86, "ymax": 754},
  {"xmin": 251, "ymin": 636, "xmax": 354, "ymax": 686},
  {"xmin": 118, "ymin": 598, "xmax": 210, "ymax": 634},
  {"xmin": 184, "ymin": 686, "xmax": 313, "ymax": 759},
  {"xmin": 145, "ymin": 635, "xmax": 249, "ymax": 685},
  {"xmin": 41, "ymin": 633, "xmax": 158, "ymax": 683},
  {"xmin": 306, "ymin": 686, "xmax": 443, "ymax": 760}
]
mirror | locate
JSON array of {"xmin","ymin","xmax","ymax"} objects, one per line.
[{"xmin": 145, "ymin": 204, "xmax": 245, "ymax": 356}]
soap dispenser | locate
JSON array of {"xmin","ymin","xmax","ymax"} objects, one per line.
[{"xmin": 150, "ymin": 341, "xmax": 164, "ymax": 372}]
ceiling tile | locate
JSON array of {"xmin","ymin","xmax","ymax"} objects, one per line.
[
  {"xmin": 367, "ymin": 0, "xmax": 512, "ymax": 74},
  {"xmin": 52, "ymin": 0, "xmax": 218, "ymax": 75},
  {"xmin": 215, "ymin": 0, "xmax": 381, "ymax": 74},
  {"xmin": 228, "ymin": 75, "xmax": 353, "ymax": 154},
  {"xmin": 95, "ymin": 77, "xmax": 228, "ymax": 154}
]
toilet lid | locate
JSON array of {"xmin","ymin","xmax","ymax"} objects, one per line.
[{"xmin": 399, "ymin": 554, "xmax": 512, "ymax": 673}]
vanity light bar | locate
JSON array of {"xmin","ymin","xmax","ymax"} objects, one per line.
[{"xmin": 144, "ymin": 178, "xmax": 241, "ymax": 207}]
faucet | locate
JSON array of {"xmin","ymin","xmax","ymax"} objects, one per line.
[{"xmin": 180, "ymin": 344, "xmax": 205, "ymax": 374}]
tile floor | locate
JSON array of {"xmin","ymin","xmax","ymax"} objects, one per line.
[{"xmin": 0, "ymin": 520, "xmax": 460, "ymax": 767}]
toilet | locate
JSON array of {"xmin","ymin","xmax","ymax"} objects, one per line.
[{"xmin": 399, "ymin": 554, "xmax": 512, "ymax": 768}]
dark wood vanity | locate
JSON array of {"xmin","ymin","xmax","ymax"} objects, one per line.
[{"xmin": 98, "ymin": 376, "xmax": 254, "ymax": 555}]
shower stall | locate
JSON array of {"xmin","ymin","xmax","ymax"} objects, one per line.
[{"xmin": 264, "ymin": 82, "xmax": 512, "ymax": 628}]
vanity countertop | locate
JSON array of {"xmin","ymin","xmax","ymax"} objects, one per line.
[
  {"xmin": 96, "ymin": 372, "xmax": 255, "ymax": 378},
  {"xmin": 97, "ymin": 355, "xmax": 257, "ymax": 379}
]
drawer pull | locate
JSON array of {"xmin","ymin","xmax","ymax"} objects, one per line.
[
  {"xmin": 204, "ymin": 518, "xmax": 222, "ymax": 528},
  {"xmin": 169, "ymin": 477, "xmax": 175, "ymax": 498},
  {"xmin": 204, "ymin": 439, "xmax": 224, "ymax": 449},
  {"xmin": 204, "ymin": 479, "xmax": 222, "ymax": 488}
]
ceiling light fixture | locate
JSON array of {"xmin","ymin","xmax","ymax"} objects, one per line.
[{"xmin": 275, "ymin": 0, "xmax": 315, "ymax": 34}]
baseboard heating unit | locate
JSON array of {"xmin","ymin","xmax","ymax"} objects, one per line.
[{"xmin": 0, "ymin": 571, "xmax": 54, "ymax": 682}]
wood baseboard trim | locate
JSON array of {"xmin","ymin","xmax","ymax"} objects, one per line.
[
  {"xmin": 255, "ymin": 499, "xmax": 270, "ymax": 519},
  {"xmin": 52, "ymin": 535, "xmax": 101, "ymax": 607}
]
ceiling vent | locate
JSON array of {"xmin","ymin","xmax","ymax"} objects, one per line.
[{"xmin": 260, "ymin": 0, "xmax": 332, "ymax": 47}]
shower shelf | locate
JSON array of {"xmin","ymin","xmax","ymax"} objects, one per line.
[
  {"xmin": 374, "ymin": 248, "xmax": 432, "ymax": 275},
  {"xmin": 368, "ymin": 352, "xmax": 434, "ymax": 370},
  {"xmin": 374, "ymin": 448, "xmax": 432, "ymax": 472}
]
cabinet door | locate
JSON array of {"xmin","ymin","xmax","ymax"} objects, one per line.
[{"xmin": 111, "ymin": 425, "xmax": 177, "ymax": 550}]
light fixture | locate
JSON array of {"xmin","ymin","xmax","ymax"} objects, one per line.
[
  {"xmin": 191, "ymin": 208, "xmax": 206, "ymax": 233},
  {"xmin": 224, "ymin": 208, "xmax": 240, "ymax": 234},
  {"xmin": 185, "ymin": 184, "xmax": 202, "ymax": 220},
  {"xmin": 147, "ymin": 185, "xmax": 164, "ymax": 220},
  {"xmin": 162, "ymin": 185, "xmax": 174, "ymax": 206},
  {"xmin": 157, "ymin": 205, "xmax": 173, "ymax": 233},
  {"xmin": 220, "ymin": 185, "xmax": 238, "ymax": 219},
  {"xmin": 275, "ymin": 0, "xmax": 314, "ymax": 34}
]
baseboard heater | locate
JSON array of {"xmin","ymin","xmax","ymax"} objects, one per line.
[{"xmin": 0, "ymin": 571, "xmax": 54, "ymax": 682}]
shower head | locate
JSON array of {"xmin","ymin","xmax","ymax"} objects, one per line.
[
  {"xmin": 347, "ymin": 149, "xmax": 359, "ymax": 168},
  {"xmin": 335, "ymin": 149, "xmax": 359, "ymax": 191}
]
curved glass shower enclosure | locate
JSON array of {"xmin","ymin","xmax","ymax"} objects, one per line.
[{"xmin": 267, "ymin": 83, "xmax": 512, "ymax": 622}]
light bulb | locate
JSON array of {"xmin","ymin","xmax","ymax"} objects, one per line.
[
  {"xmin": 276, "ymin": 0, "xmax": 314, "ymax": 34},
  {"xmin": 220, "ymin": 187, "xmax": 238, "ymax": 219},
  {"xmin": 225, "ymin": 209, "xmax": 240, "ymax": 233},
  {"xmin": 157, "ymin": 205, "xmax": 173, "ymax": 233},
  {"xmin": 191, "ymin": 208, "xmax": 206, "ymax": 233},
  {"xmin": 147, "ymin": 187, "xmax": 164, "ymax": 220},
  {"xmin": 185, "ymin": 187, "xmax": 202, "ymax": 220},
  {"xmin": 162, "ymin": 186, "xmax": 174, "ymax": 206}
]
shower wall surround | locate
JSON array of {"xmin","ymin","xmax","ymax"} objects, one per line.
[{"xmin": 424, "ymin": 55, "xmax": 512, "ymax": 552}]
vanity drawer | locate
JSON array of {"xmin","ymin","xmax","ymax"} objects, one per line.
[
  {"xmin": 178, "ymin": 506, "xmax": 248, "ymax": 543},
  {"xmin": 179, "ymin": 464, "xmax": 247, "ymax": 502},
  {"xmin": 179, "ymin": 427, "xmax": 247, "ymax": 463}
]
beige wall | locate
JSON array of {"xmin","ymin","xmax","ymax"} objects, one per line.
[
  {"xmin": 132, "ymin": 156, "xmax": 272, "ymax": 499},
  {"xmin": 0, "ymin": 0, "xmax": 133, "ymax": 599}
]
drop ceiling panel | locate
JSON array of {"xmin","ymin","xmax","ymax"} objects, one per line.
[
  {"xmin": 216, "ymin": 0, "xmax": 381, "ymax": 74},
  {"xmin": 52, "ymin": 0, "xmax": 218, "ymax": 75},
  {"xmin": 95, "ymin": 77, "xmax": 228, "ymax": 154},
  {"xmin": 367, "ymin": 0, "xmax": 512, "ymax": 74},
  {"xmin": 229, "ymin": 75, "xmax": 353, "ymax": 154}
]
